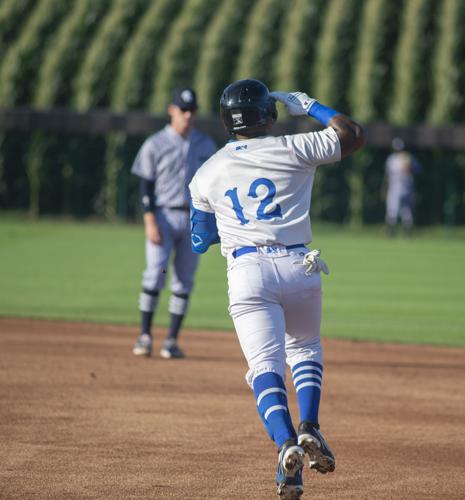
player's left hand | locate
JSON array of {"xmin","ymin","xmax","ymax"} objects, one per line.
[
  {"xmin": 145, "ymin": 221, "xmax": 163, "ymax": 245},
  {"xmin": 270, "ymin": 91, "xmax": 317, "ymax": 116},
  {"xmin": 303, "ymin": 249, "xmax": 329, "ymax": 276}
]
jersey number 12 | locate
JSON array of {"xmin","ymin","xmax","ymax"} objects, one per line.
[{"xmin": 224, "ymin": 177, "xmax": 282, "ymax": 225}]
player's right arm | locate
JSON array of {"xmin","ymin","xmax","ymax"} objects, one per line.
[
  {"xmin": 270, "ymin": 91, "xmax": 365, "ymax": 158},
  {"xmin": 132, "ymin": 139, "xmax": 163, "ymax": 245},
  {"xmin": 140, "ymin": 179, "xmax": 162, "ymax": 245},
  {"xmin": 327, "ymin": 114, "xmax": 364, "ymax": 158},
  {"xmin": 189, "ymin": 173, "xmax": 219, "ymax": 254}
]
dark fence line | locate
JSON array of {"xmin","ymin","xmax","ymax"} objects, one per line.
[{"xmin": 1, "ymin": 107, "xmax": 465, "ymax": 150}]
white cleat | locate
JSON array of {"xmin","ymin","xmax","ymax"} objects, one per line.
[
  {"xmin": 276, "ymin": 440, "xmax": 305, "ymax": 499},
  {"xmin": 160, "ymin": 340, "xmax": 185, "ymax": 359},
  {"xmin": 133, "ymin": 333, "xmax": 152, "ymax": 357},
  {"xmin": 298, "ymin": 421, "xmax": 335, "ymax": 474}
]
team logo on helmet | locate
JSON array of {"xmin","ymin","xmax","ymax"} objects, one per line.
[
  {"xmin": 181, "ymin": 89, "xmax": 194, "ymax": 103},
  {"xmin": 232, "ymin": 110, "xmax": 244, "ymax": 126}
]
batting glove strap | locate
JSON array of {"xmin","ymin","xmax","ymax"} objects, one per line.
[
  {"xmin": 307, "ymin": 101, "xmax": 339, "ymax": 126},
  {"xmin": 270, "ymin": 91, "xmax": 340, "ymax": 125},
  {"xmin": 270, "ymin": 91, "xmax": 317, "ymax": 116},
  {"xmin": 302, "ymin": 249, "xmax": 329, "ymax": 276}
]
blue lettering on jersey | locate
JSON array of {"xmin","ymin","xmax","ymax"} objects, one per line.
[
  {"xmin": 235, "ymin": 144, "xmax": 248, "ymax": 151},
  {"xmin": 225, "ymin": 187, "xmax": 250, "ymax": 225},
  {"xmin": 248, "ymin": 178, "xmax": 282, "ymax": 220},
  {"xmin": 225, "ymin": 177, "xmax": 282, "ymax": 224}
]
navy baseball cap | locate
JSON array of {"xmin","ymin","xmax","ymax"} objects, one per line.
[{"xmin": 171, "ymin": 87, "xmax": 198, "ymax": 110}]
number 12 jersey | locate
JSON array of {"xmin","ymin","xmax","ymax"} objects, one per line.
[{"xmin": 189, "ymin": 127, "xmax": 341, "ymax": 257}]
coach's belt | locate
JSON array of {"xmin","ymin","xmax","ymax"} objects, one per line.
[
  {"xmin": 156, "ymin": 206, "xmax": 190, "ymax": 212},
  {"xmin": 232, "ymin": 244, "xmax": 306, "ymax": 259}
]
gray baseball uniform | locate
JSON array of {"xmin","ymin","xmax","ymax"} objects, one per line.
[{"xmin": 131, "ymin": 124, "xmax": 217, "ymax": 314}]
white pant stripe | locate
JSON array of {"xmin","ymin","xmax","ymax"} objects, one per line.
[
  {"xmin": 139, "ymin": 292, "xmax": 158, "ymax": 313},
  {"xmin": 256, "ymin": 387, "xmax": 287, "ymax": 407},
  {"xmin": 169, "ymin": 294, "xmax": 189, "ymax": 315},
  {"xmin": 292, "ymin": 365, "xmax": 322, "ymax": 378},
  {"xmin": 293, "ymin": 373, "xmax": 322, "ymax": 385},
  {"xmin": 264, "ymin": 405, "xmax": 288, "ymax": 420},
  {"xmin": 296, "ymin": 381, "xmax": 321, "ymax": 392}
]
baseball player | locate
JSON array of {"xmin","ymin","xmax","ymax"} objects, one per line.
[
  {"xmin": 189, "ymin": 79, "xmax": 364, "ymax": 498},
  {"xmin": 131, "ymin": 87, "xmax": 216, "ymax": 359},
  {"xmin": 384, "ymin": 137, "xmax": 422, "ymax": 236}
]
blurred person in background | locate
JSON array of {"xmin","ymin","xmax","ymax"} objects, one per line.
[
  {"xmin": 383, "ymin": 137, "xmax": 422, "ymax": 236},
  {"xmin": 130, "ymin": 88, "xmax": 217, "ymax": 359}
]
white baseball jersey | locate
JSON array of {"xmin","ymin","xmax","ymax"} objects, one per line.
[
  {"xmin": 189, "ymin": 127, "xmax": 341, "ymax": 256},
  {"xmin": 385, "ymin": 151, "xmax": 415, "ymax": 197}
]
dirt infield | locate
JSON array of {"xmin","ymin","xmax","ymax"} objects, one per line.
[{"xmin": 1, "ymin": 318, "xmax": 464, "ymax": 499}]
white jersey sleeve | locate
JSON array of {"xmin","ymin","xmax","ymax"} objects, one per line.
[
  {"xmin": 286, "ymin": 127, "xmax": 341, "ymax": 167},
  {"xmin": 189, "ymin": 174, "xmax": 214, "ymax": 213}
]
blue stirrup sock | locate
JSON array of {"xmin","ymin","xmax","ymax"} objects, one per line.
[
  {"xmin": 291, "ymin": 360, "xmax": 323, "ymax": 424},
  {"xmin": 308, "ymin": 101, "xmax": 339, "ymax": 126},
  {"xmin": 253, "ymin": 372, "xmax": 296, "ymax": 448}
]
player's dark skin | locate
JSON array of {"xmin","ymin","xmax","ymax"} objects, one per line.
[
  {"xmin": 237, "ymin": 114, "xmax": 364, "ymax": 158},
  {"xmin": 328, "ymin": 115, "xmax": 365, "ymax": 158}
]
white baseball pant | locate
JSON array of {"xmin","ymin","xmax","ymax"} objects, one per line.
[{"xmin": 227, "ymin": 245, "xmax": 323, "ymax": 388}]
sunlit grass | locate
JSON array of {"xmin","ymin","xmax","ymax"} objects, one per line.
[{"xmin": 0, "ymin": 215, "xmax": 464, "ymax": 346}]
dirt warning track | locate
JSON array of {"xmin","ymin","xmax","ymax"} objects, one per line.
[{"xmin": 0, "ymin": 318, "xmax": 464, "ymax": 499}]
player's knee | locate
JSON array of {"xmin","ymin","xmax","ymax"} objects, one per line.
[
  {"xmin": 142, "ymin": 270, "xmax": 167, "ymax": 291},
  {"xmin": 176, "ymin": 277, "xmax": 195, "ymax": 293},
  {"xmin": 245, "ymin": 362, "xmax": 286, "ymax": 389},
  {"xmin": 287, "ymin": 347, "xmax": 323, "ymax": 371}
]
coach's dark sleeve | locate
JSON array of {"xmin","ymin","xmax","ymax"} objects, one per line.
[{"xmin": 140, "ymin": 178, "xmax": 155, "ymax": 213}]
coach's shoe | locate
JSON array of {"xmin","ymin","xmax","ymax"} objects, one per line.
[
  {"xmin": 133, "ymin": 333, "xmax": 152, "ymax": 357},
  {"xmin": 297, "ymin": 421, "xmax": 335, "ymax": 474},
  {"xmin": 276, "ymin": 439, "xmax": 305, "ymax": 499},
  {"xmin": 160, "ymin": 339, "xmax": 185, "ymax": 359}
]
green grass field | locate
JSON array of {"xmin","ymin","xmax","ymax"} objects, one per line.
[{"xmin": 1, "ymin": 215, "xmax": 464, "ymax": 347}]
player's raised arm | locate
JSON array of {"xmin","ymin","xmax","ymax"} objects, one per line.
[
  {"xmin": 270, "ymin": 91, "xmax": 365, "ymax": 158},
  {"xmin": 327, "ymin": 115, "xmax": 364, "ymax": 158}
]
